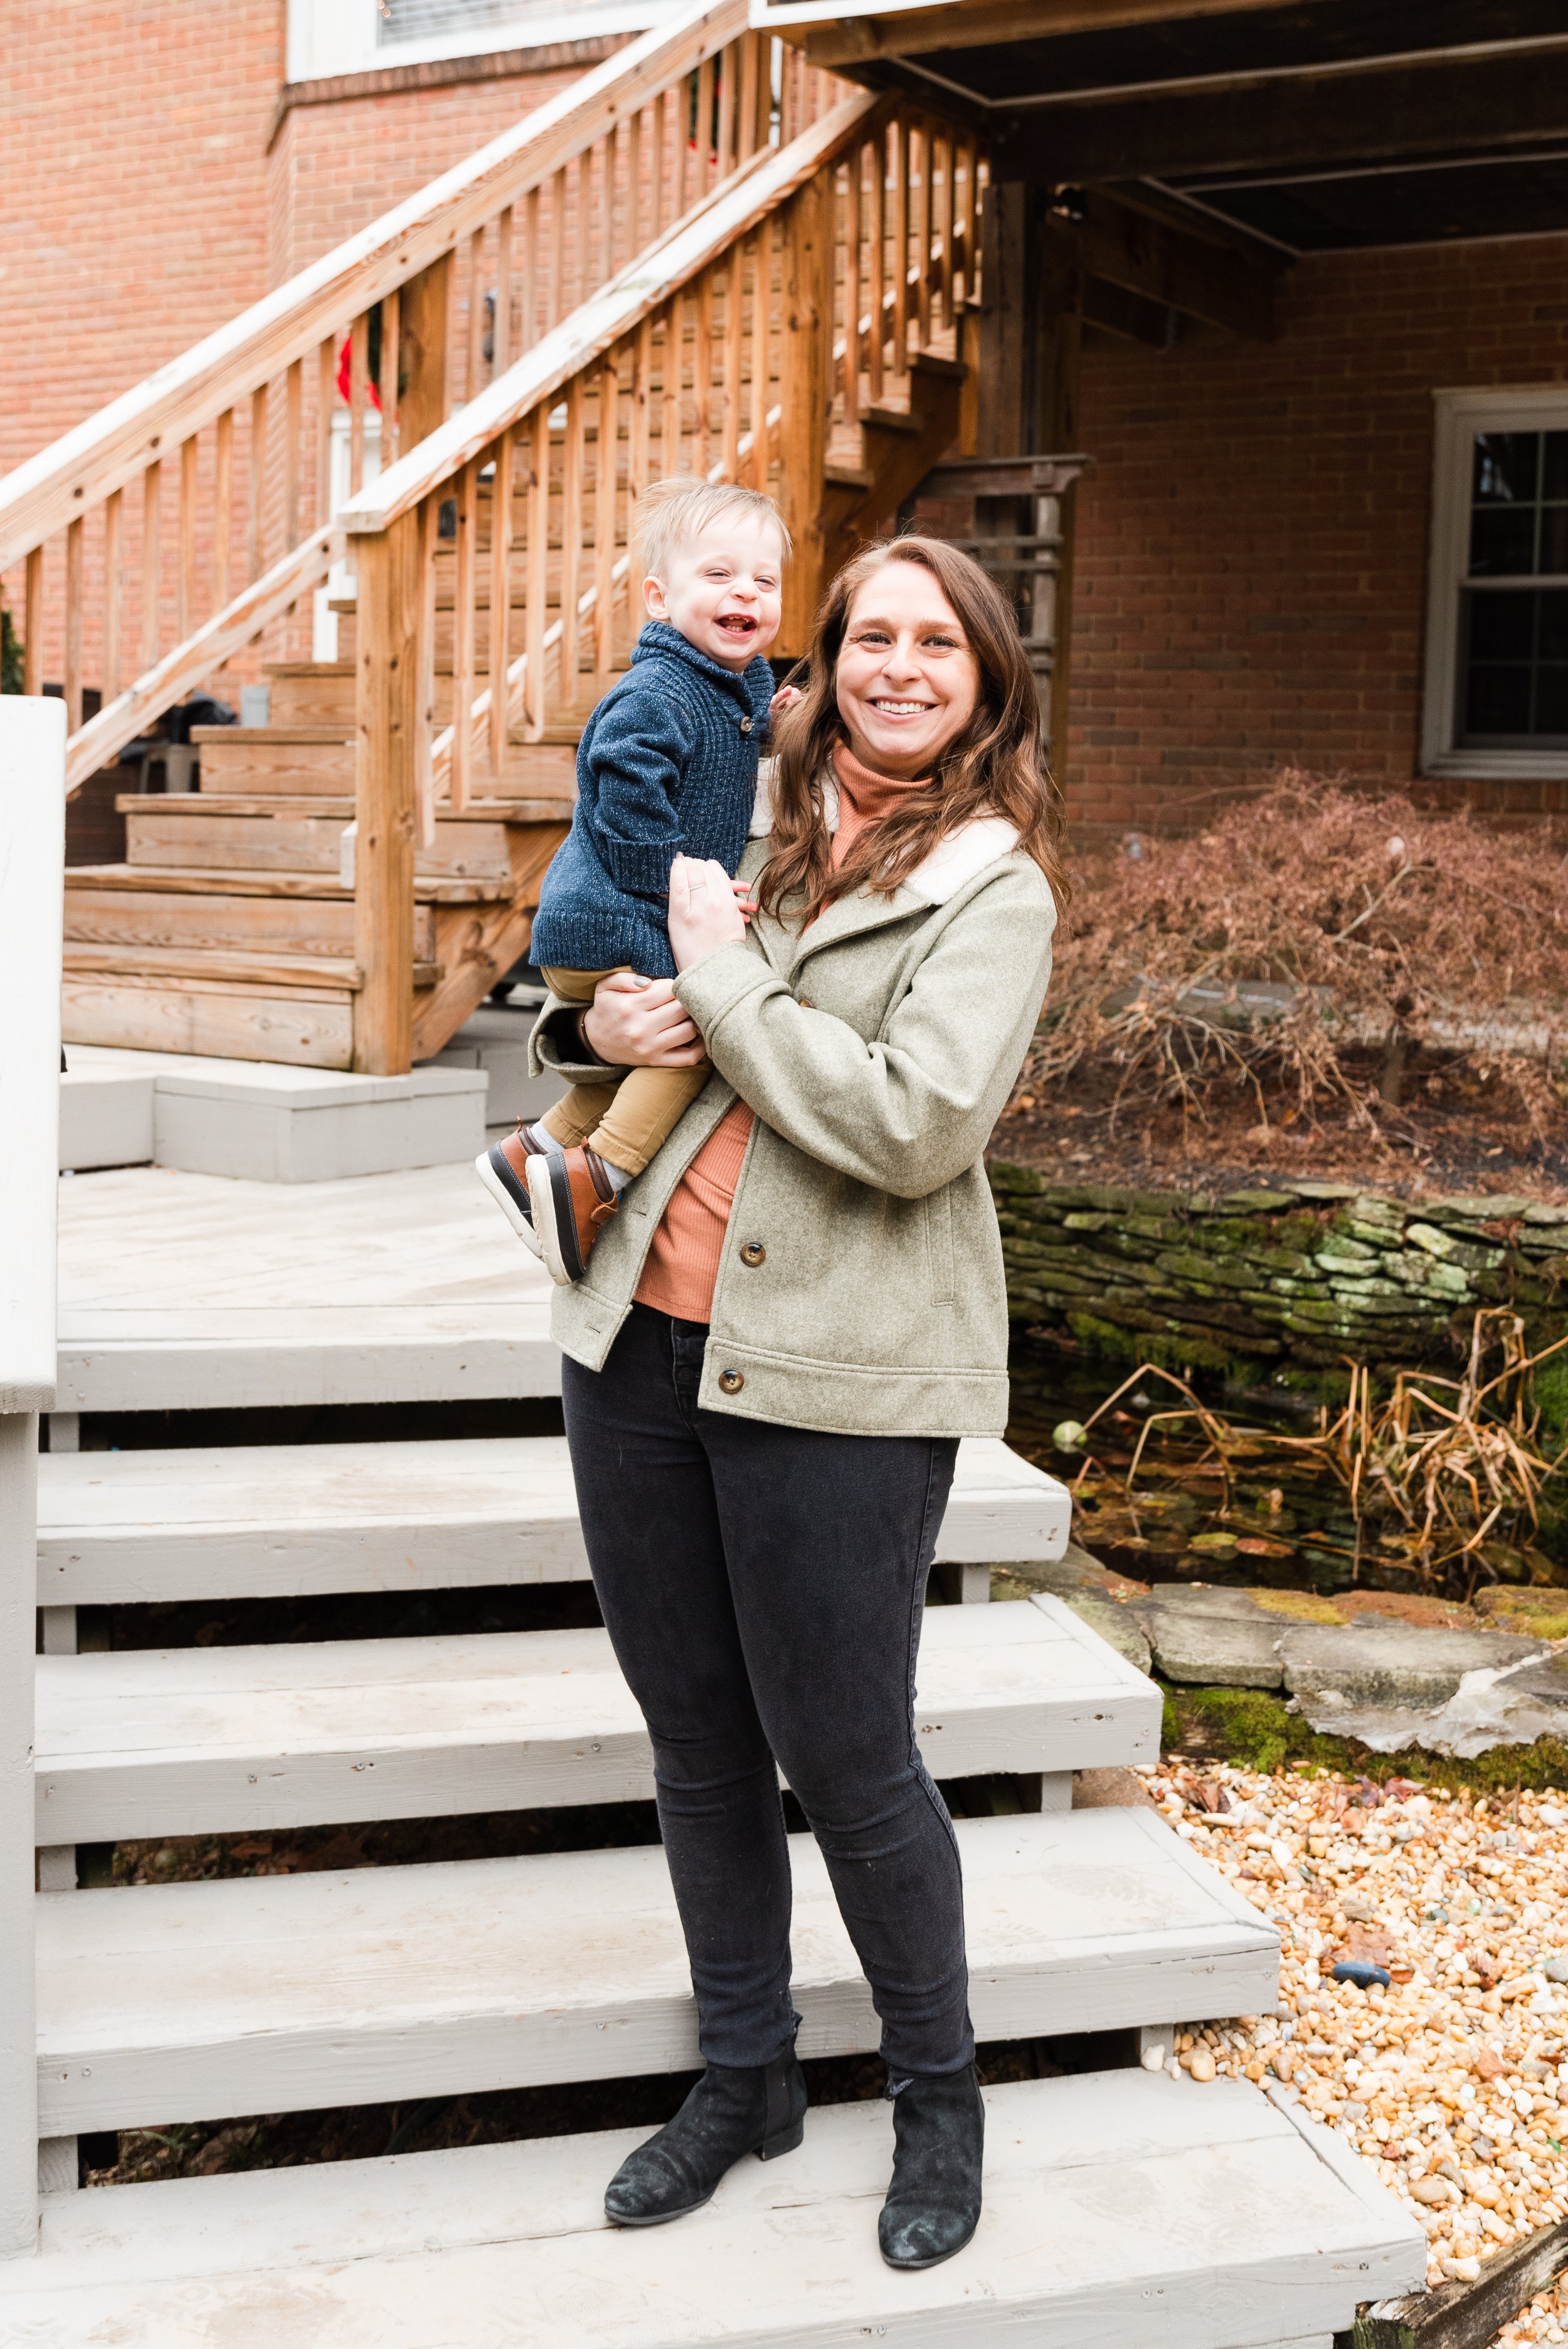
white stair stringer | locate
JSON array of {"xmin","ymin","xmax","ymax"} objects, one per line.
[
  {"xmin": 37, "ymin": 1809, "xmax": 1279, "ymax": 2135},
  {"xmin": 36, "ymin": 1596, "xmax": 1154, "ymax": 1843},
  {"xmin": 36, "ymin": 1433, "xmax": 1071, "ymax": 1605},
  {"xmin": 0, "ymin": 2072, "xmax": 1427, "ymax": 2349}
]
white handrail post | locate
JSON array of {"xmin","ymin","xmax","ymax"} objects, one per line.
[{"xmin": 0, "ymin": 694, "xmax": 65, "ymax": 2258}]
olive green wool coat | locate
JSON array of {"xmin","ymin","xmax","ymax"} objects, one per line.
[{"xmin": 529, "ymin": 805, "xmax": 1056, "ymax": 1438}]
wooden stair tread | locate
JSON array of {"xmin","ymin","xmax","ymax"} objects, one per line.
[
  {"xmin": 262, "ymin": 662, "xmax": 355, "ymax": 679},
  {"xmin": 62, "ymin": 945, "xmax": 450, "ymax": 992},
  {"xmin": 34, "ymin": 1594, "xmax": 1152, "ymax": 1843},
  {"xmin": 65, "ymin": 865, "xmax": 507, "ymax": 904},
  {"xmin": 34, "ymin": 1433, "xmax": 1072, "ymax": 1604},
  {"xmin": 2, "ymin": 2072, "xmax": 1426, "ymax": 2348},
  {"xmin": 34, "ymin": 1808, "xmax": 1276, "ymax": 2131},
  {"xmin": 117, "ymin": 793, "xmax": 569, "ymax": 822},
  {"xmin": 191, "ymin": 726, "xmax": 353, "ymax": 746}
]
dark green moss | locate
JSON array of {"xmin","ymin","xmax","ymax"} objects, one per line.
[{"xmin": 1162, "ymin": 1681, "xmax": 1568, "ymax": 1793}]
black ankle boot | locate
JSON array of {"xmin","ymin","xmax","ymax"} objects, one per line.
[
  {"xmin": 603, "ymin": 2049, "xmax": 807, "ymax": 2227},
  {"xmin": 878, "ymin": 2064, "xmax": 985, "ymax": 2270}
]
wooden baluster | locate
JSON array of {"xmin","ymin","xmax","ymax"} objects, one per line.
[
  {"xmin": 378, "ymin": 290, "xmax": 401, "ymax": 466},
  {"xmin": 972, "ymin": 154, "xmax": 988, "ymax": 314},
  {"xmin": 521, "ymin": 186, "xmax": 539, "ymax": 354},
  {"xmin": 694, "ymin": 268, "xmax": 714, "ymax": 477},
  {"xmin": 451, "ymin": 457, "xmax": 477, "ymax": 812},
  {"xmin": 936, "ymin": 128, "xmax": 953, "ymax": 341},
  {"xmin": 491, "ymin": 211, "xmax": 512, "ymax": 381},
  {"xmin": 913, "ymin": 123, "xmax": 932, "ymax": 352},
  {"xmin": 178, "ymin": 435, "xmax": 198, "ymax": 642},
  {"xmin": 23, "ymin": 546, "xmax": 43, "ymax": 695},
  {"xmin": 285, "ymin": 358, "xmax": 304, "ymax": 553},
  {"xmin": 349, "ymin": 314, "xmax": 369, "ymax": 498},
  {"xmin": 891, "ymin": 117, "xmax": 910, "ymax": 380},
  {"xmin": 778, "ymin": 171, "xmax": 830, "ymax": 650},
  {"xmin": 738, "ymin": 31, "xmax": 760, "ymax": 164},
  {"xmin": 561, "ymin": 375, "xmax": 585, "ymax": 714},
  {"xmin": 354, "ymin": 504, "xmax": 421, "ymax": 1076},
  {"xmin": 249, "ymin": 383, "xmax": 268, "ymax": 582},
  {"xmin": 595, "ymin": 356, "xmax": 618, "ymax": 689},
  {"xmin": 465, "ymin": 228, "xmax": 485, "ymax": 401},
  {"xmin": 64, "ymin": 517, "xmax": 83, "ymax": 734},
  {"xmin": 142, "ymin": 460, "xmax": 162, "ymax": 669},
  {"xmin": 716, "ymin": 40, "xmax": 738, "ymax": 181},
  {"xmin": 627, "ymin": 107, "xmax": 644, "ymax": 260},
  {"xmin": 550, "ymin": 166, "xmax": 568, "ymax": 327},
  {"xmin": 523, "ymin": 405, "xmax": 548, "ymax": 741},
  {"xmin": 654, "ymin": 89, "xmax": 670, "ymax": 236},
  {"xmin": 575, "ymin": 152, "xmax": 590, "ymax": 310},
  {"xmin": 661, "ymin": 300, "xmax": 681, "ymax": 479},
  {"xmin": 723, "ymin": 244, "xmax": 744, "ymax": 482},
  {"xmin": 842, "ymin": 154, "xmax": 861, "ymax": 430},
  {"xmin": 415, "ymin": 496, "xmax": 437, "ymax": 841},
  {"xmin": 631, "ymin": 315, "xmax": 654, "ymax": 511},
  {"xmin": 868, "ymin": 130, "xmax": 886, "ymax": 407},
  {"xmin": 694, "ymin": 56, "xmax": 713, "ymax": 200},
  {"xmin": 751, "ymin": 225, "xmax": 771, "ymax": 487},
  {"xmin": 316, "ymin": 339, "xmax": 335, "ymax": 524},
  {"xmin": 953, "ymin": 140, "xmax": 972, "ymax": 309},
  {"xmin": 103, "ymin": 488, "xmax": 123, "ymax": 703},
  {"xmin": 489, "ymin": 430, "xmax": 514, "ymax": 779}
]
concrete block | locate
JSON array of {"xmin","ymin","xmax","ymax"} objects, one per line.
[
  {"xmin": 427, "ymin": 1003, "xmax": 567, "ymax": 1131},
  {"xmin": 1279, "ymin": 1622, "xmax": 1545, "ymax": 1711},
  {"xmin": 58, "ymin": 1068, "xmax": 155, "ymax": 1170}
]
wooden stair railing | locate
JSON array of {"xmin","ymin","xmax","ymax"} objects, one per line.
[
  {"xmin": 0, "ymin": 0, "xmax": 851, "ymax": 801},
  {"xmin": 339, "ymin": 90, "xmax": 985, "ymax": 1072}
]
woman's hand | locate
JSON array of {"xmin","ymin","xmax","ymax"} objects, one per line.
[
  {"xmin": 668, "ymin": 855, "xmax": 748, "ymax": 972},
  {"xmin": 581, "ymin": 970, "xmax": 705, "ymax": 1068}
]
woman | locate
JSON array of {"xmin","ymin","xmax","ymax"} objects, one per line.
[{"xmin": 529, "ymin": 536, "xmax": 1068, "ymax": 2269}]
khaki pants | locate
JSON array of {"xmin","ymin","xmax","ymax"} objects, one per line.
[{"xmin": 538, "ymin": 965, "xmax": 709, "ymax": 1177}]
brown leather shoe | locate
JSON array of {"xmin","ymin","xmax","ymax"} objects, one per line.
[
  {"xmin": 474, "ymin": 1121, "xmax": 554, "ymax": 1256},
  {"xmin": 526, "ymin": 1144, "xmax": 620, "ymax": 1284}
]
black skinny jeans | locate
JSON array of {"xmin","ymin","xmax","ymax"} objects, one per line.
[{"xmin": 561, "ymin": 1301, "xmax": 974, "ymax": 2078}]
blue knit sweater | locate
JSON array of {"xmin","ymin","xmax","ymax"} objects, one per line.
[{"xmin": 529, "ymin": 622, "xmax": 776, "ymax": 980}]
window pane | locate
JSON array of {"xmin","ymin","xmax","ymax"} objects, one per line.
[
  {"xmin": 1465, "ymin": 665, "xmax": 1533, "ymax": 734},
  {"xmin": 1536, "ymin": 668, "xmax": 1568, "ymax": 734},
  {"xmin": 1544, "ymin": 432, "xmax": 1568, "ymax": 503},
  {"xmin": 1470, "ymin": 506, "xmax": 1536, "ymax": 576},
  {"xmin": 1473, "ymin": 432, "xmax": 1540, "ymax": 504},
  {"xmin": 1469, "ymin": 589, "xmax": 1537, "ymax": 661},
  {"xmin": 1539, "ymin": 589, "xmax": 1568, "ymax": 663},
  {"xmin": 1540, "ymin": 506, "xmax": 1568, "ymax": 577}
]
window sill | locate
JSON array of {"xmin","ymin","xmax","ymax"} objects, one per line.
[{"xmin": 1422, "ymin": 750, "xmax": 1568, "ymax": 781}]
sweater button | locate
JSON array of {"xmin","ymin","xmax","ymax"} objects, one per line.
[
  {"xmin": 718, "ymin": 1367, "xmax": 745, "ymax": 1394},
  {"xmin": 739, "ymin": 1241, "xmax": 766, "ymax": 1267},
  {"xmin": 739, "ymin": 716, "xmax": 753, "ymax": 735}
]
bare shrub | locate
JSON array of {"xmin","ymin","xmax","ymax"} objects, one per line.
[{"xmin": 1025, "ymin": 777, "xmax": 1568, "ymax": 1145}]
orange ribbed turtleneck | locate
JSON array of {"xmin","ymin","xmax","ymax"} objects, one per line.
[{"xmin": 632, "ymin": 741, "xmax": 928, "ymax": 1324}]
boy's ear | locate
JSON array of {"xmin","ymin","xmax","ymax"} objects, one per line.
[{"xmin": 642, "ymin": 571, "xmax": 668, "ymax": 620}]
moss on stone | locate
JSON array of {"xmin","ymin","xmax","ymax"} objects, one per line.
[
  {"xmin": 1161, "ymin": 1681, "xmax": 1568, "ymax": 1792},
  {"xmin": 1245, "ymin": 1588, "xmax": 1350, "ymax": 1625}
]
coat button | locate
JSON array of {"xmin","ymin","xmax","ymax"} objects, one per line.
[
  {"xmin": 739, "ymin": 1241, "xmax": 766, "ymax": 1267},
  {"xmin": 718, "ymin": 1367, "xmax": 745, "ymax": 1394},
  {"xmin": 739, "ymin": 716, "xmax": 753, "ymax": 735}
]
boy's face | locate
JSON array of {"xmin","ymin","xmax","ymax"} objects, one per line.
[{"xmin": 643, "ymin": 512, "xmax": 784, "ymax": 672}]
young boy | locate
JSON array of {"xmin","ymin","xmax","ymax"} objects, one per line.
[{"xmin": 476, "ymin": 477, "xmax": 790, "ymax": 1285}]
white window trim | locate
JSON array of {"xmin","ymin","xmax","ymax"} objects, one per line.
[
  {"xmin": 1422, "ymin": 384, "xmax": 1568, "ymax": 782},
  {"xmin": 287, "ymin": 0, "xmax": 682, "ymax": 85}
]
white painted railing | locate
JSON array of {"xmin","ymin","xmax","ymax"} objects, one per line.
[{"xmin": 0, "ymin": 694, "xmax": 65, "ymax": 2258}]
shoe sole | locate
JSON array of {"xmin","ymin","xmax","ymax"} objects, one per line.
[
  {"xmin": 473, "ymin": 1146, "xmax": 542, "ymax": 1259},
  {"xmin": 604, "ymin": 2121, "xmax": 805, "ymax": 2229},
  {"xmin": 525, "ymin": 1152, "xmax": 586, "ymax": 1286}
]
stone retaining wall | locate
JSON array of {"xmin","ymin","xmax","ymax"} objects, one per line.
[{"xmin": 989, "ymin": 1166, "xmax": 1568, "ymax": 1385}]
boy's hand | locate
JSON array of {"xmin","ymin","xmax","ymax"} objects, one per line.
[
  {"xmin": 669, "ymin": 855, "xmax": 748, "ymax": 972},
  {"xmin": 768, "ymin": 684, "xmax": 803, "ymax": 719},
  {"xmin": 731, "ymin": 876, "xmax": 757, "ymax": 922}
]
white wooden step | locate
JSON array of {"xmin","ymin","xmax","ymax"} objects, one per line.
[
  {"xmin": 1, "ymin": 2072, "xmax": 1426, "ymax": 2348},
  {"xmin": 36, "ymin": 1808, "xmax": 1277, "ymax": 2133},
  {"xmin": 36, "ymin": 1595, "xmax": 1156, "ymax": 1842},
  {"xmin": 36, "ymin": 1434, "xmax": 1071, "ymax": 1605},
  {"xmin": 56, "ymin": 1162, "xmax": 559, "ymax": 1411}
]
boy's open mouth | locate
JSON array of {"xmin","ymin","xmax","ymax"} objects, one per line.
[{"xmin": 715, "ymin": 613, "xmax": 758, "ymax": 637}]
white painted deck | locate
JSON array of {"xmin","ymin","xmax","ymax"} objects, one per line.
[
  {"xmin": 35, "ymin": 1595, "xmax": 1156, "ymax": 1842},
  {"xmin": 36, "ymin": 1810, "xmax": 1278, "ymax": 2134},
  {"xmin": 35, "ymin": 1431, "xmax": 1071, "ymax": 1605},
  {"xmin": 56, "ymin": 1162, "xmax": 559, "ymax": 1411},
  {"xmin": 0, "ymin": 2072, "xmax": 1426, "ymax": 2349}
]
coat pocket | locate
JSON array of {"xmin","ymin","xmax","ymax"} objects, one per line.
[{"xmin": 924, "ymin": 1184, "xmax": 956, "ymax": 1305}]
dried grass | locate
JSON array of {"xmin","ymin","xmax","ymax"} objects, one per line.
[{"xmin": 1025, "ymin": 777, "xmax": 1568, "ymax": 1146}]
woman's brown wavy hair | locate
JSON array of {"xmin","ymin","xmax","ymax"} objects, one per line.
[{"xmin": 755, "ymin": 536, "xmax": 1071, "ymax": 926}]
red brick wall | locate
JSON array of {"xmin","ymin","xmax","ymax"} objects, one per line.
[{"xmin": 1063, "ymin": 231, "xmax": 1568, "ymax": 831}]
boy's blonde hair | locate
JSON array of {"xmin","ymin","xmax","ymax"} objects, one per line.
[{"xmin": 636, "ymin": 477, "xmax": 790, "ymax": 587}]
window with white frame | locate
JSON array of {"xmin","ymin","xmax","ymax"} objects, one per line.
[
  {"xmin": 287, "ymin": 0, "xmax": 681, "ymax": 84},
  {"xmin": 1422, "ymin": 388, "xmax": 1568, "ymax": 779}
]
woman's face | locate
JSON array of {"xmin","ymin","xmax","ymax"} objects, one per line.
[{"xmin": 834, "ymin": 560, "xmax": 980, "ymax": 780}]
